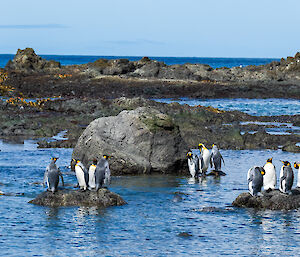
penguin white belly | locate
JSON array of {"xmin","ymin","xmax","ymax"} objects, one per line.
[
  {"xmin": 297, "ymin": 168, "xmax": 300, "ymax": 188},
  {"xmin": 248, "ymin": 181, "xmax": 253, "ymax": 196},
  {"xmin": 279, "ymin": 167, "xmax": 285, "ymax": 193},
  {"xmin": 188, "ymin": 159, "xmax": 196, "ymax": 177},
  {"xmin": 88, "ymin": 165, "xmax": 96, "ymax": 189},
  {"xmin": 75, "ymin": 165, "xmax": 87, "ymax": 189},
  {"xmin": 202, "ymin": 149, "xmax": 210, "ymax": 172},
  {"xmin": 263, "ymin": 163, "xmax": 276, "ymax": 190}
]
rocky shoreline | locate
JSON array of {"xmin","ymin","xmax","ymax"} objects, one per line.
[{"xmin": 0, "ymin": 48, "xmax": 299, "ymax": 160}]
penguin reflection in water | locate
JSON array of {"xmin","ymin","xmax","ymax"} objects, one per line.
[
  {"xmin": 73, "ymin": 159, "xmax": 89, "ymax": 191},
  {"xmin": 247, "ymin": 166, "xmax": 265, "ymax": 196},
  {"xmin": 95, "ymin": 155, "xmax": 111, "ymax": 190},
  {"xmin": 187, "ymin": 151, "xmax": 200, "ymax": 178},
  {"xmin": 44, "ymin": 157, "xmax": 64, "ymax": 193},
  {"xmin": 279, "ymin": 161, "xmax": 294, "ymax": 194}
]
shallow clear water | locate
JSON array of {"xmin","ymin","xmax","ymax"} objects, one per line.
[
  {"xmin": 0, "ymin": 141, "xmax": 300, "ymax": 256},
  {"xmin": 0, "ymin": 54, "xmax": 279, "ymax": 69},
  {"xmin": 154, "ymin": 98, "xmax": 300, "ymax": 116}
]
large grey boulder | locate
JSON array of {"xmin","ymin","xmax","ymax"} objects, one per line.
[
  {"xmin": 72, "ymin": 107, "xmax": 188, "ymax": 175},
  {"xmin": 29, "ymin": 188, "xmax": 126, "ymax": 207},
  {"xmin": 232, "ymin": 189, "xmax": 300, "ymax": 210}
]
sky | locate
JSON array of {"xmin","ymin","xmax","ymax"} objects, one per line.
[{"xmin": 0, "ymin": 0, "xmax": 299, "ymax": 58}]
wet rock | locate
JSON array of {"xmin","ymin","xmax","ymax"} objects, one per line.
[
  {"xmin": 72, "ymin": 107, "xmax": 188, "ymax": 175},
  {"xmin": 232, "ymin": 190, "xmax": 300, "ymax": 210},
  {"xmin": 177, "ymin": 232, "xmax": 193, "ymax": 238},
  {"xmin": 282, "ymin": 144, "xmax": 300, "ymax": 153},
  {"xmin": 29, "ymin": 188, "xmax": 126, "ymax": 207},
  {"xmin": 5, "ymin": 48, "xmax": 60, "ymax": 72}
]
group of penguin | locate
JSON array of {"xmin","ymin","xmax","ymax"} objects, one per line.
[
  {"xmin": 43, "ymin": 155, "xmax": 111, "ymax": 193},
  {"xmin": 248, "ymin": 159, "xmax": 300, "ymax": 196},
  {"xmin": 187, "ymin": 144, "xmax": 300, "ymax": 197},
  {"xmin": 187, "ymin": 143, "xmax": 225, "ymax": 178}
]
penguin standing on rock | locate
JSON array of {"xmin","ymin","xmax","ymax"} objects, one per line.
[
  {"xmin": 187, "ymin": 151, "xmax": 199, "ymax": 178},
  {"xmin": 44, "ymin": 157, "xmax": 64, "ymax": 193},
  {"xmin": 88, "ymin": 159, "xmax": 97, "ymax": 190},
  {"xmin": 73, "ymin": 159, "xmax": 89, "ymax": 191},
  {"xmin": 210, "ymin": 144, "xmax": 225, "ymax": 172},
  {"xmin": 247, "ymin": 166, "xmax": 265, "ymax": 196},
  {"xmin": 263, "ymin": 157, "xmax": 276, "ymax": 192},
  {"xmin": 198, "ymin": 143, "xmax": 210, "ymax": 175},
  {"xmin": 95, "ymin": 155, "xmax": 111, "ymax": 191},
  {"xmin": 294, "ymin": 162, "xmax": 300, "ymax": 188},
  {"xmin": 279, "ymin": 161, "xmax": 294, "ymax": 194}
]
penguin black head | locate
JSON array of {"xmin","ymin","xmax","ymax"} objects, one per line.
[
  {"xmin": 51, "ymin": 157, "xmax": 59, "ymax": 162},
  {"xmin": 198, "ymin": 143, "xmax": 203, "ymax": 149},
  {"xmin": 294, "ymin": 162, "xmax": 299, "ymax": 169},
  {"xmin": 103, "ymin": 155, "xmax": 111, "ymax": 160},
  {"xmin": 266, "ymin": 157, "xmax": 273, "ymax": 163},
  {"xmin": 186, "ymin": 152, "xmax": 192, "ymax": 158},
  {"xmin": 260, "ymin": 168, "xmax": 265, "ymax": 176},
  {"xmin": 92, "ymin": 159, "xmax": 98, "ymax": 165},
  {"xmin": 281, "ymin": 160, "xmax": 291, "ymax": 166}
]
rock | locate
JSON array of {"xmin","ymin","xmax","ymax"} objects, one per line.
[
  {"xmin": 5, "ymin": 48, "xmax": 60, "ymax": 72},
  {"xmin": 29, "ymin": 188, "xmax": 126, "ymax": 207},
  {"xmin": 232, "ymin": 190, "xmax": 300, "ymax": 210},
  {"xmin": 282, "ymin": 144, "xmax": 300, "ymax": 153},
  {"xmin": 72, "ymin": 107, "xmax": 188, "ymax": 175}
]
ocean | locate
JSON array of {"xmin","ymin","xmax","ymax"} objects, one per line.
[{"xmin": 0, "ymin": 54, "xmax": 280, "ymax": 69}]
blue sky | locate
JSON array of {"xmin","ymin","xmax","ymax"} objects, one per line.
[{"xmin": 0, "ymin": 0, "xmax": 299, "ymax": 58}]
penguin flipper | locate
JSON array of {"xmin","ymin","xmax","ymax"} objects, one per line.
[{"xmin": 59, "ymin": 172, "xmax": 64, "ymax": 187}]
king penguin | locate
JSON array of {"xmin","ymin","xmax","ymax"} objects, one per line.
[
  {"xmin": 44, "ymin": 157, "xmax": 64, "ymax": 193},
  {"xmin": 263, "ymin": 157, "xmax": 276, "ymax": 192},
  {"xmin": 247, "ymin": 166, "xmax": 265, "ymax": 196},
  {"xmin": 279, "ymin": 161, "xmax": 294, "ymax": 194},
  {"xmin": 95, "ymin": 155, "xmax": 111, "ymax": 191},
  {"xmin": 210, "ymin": 144, "xmax": 225, "ymax": 171},
  {"xmin": 88, "ymin": 159, "xmax": 97, "ymax": 190},
  {"xmin": 294, "ymin": 162, "xmax": 300, "ymax": 188},
  {"xmin": 198, "ymin": 143, "xmax": 210, "ymax": 175},
  {"xmin": 187, "ymin": 151, "xmax": 199, "ymax": 178},
  {"xmin": 73, "ymin": 159, "xmax": 89, "ymax": 191}
]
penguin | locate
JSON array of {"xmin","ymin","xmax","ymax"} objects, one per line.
[
  {"xmin": 187, "ymin": 151, "xmax": 199, "ymax": 178},
  {"xmin": 247, "ymin": 166, "xmax": 265, "ymax": 196},
  {"xmin": 294, "ymin": 162, "xmax": 300, "ymax": 188},
  {"xmin": 88, "ymin": 159, "xmax": 97, "ymax": 190},
  {"xmin": 198, "ymin": 143, "xmax": 210, "ymax": 175},
  {"xmin": 44, "ymin": 157, "xmax": 64, "ymax": 193},
  {"xmin": 210, "ymin": 144, "xmax": 225, "ymax": 172},
  {"xmin": 73, "ymin": 159, "xmax": 89, "ymax": 191},
  {"xmin": 279, "ymin": 161, "xmax": 294, "ymax": 194},
  {"xmin": 263, "ymin": 157, "xmax": 276, "ymax": 192},
  {"xmin": 95, "ymin": 155, "xmax": 111, "ymax": 191}
]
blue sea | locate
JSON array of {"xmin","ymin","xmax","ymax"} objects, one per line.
[{"xmin": 0, "ymin": 54, "xmax": 280, "ymax": 69}]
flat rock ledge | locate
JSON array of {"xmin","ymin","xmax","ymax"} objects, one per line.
[
  {"xmin": 232, "ymin": 189, "xmax": 300, "ymax": 210},
  {"xmin": 29, "ymin": 188, "xmax": 127, "ymax": 207}
]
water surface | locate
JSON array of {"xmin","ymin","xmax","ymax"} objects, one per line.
[
  {"xmin": 0, "ymin": 141, "xmax": 299, "ymax": 256},
  {"xmin": 154, "ymin": 98, "xmax": 300, "ymax": 116}
]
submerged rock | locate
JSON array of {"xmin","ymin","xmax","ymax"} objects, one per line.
[
  {"xmin": 232, "ymin": 189, "xmax": 300, "ymax": 210},
  {"xmin": 29, "ymin": 188, "xmax": 126, "ymax": 207}
]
